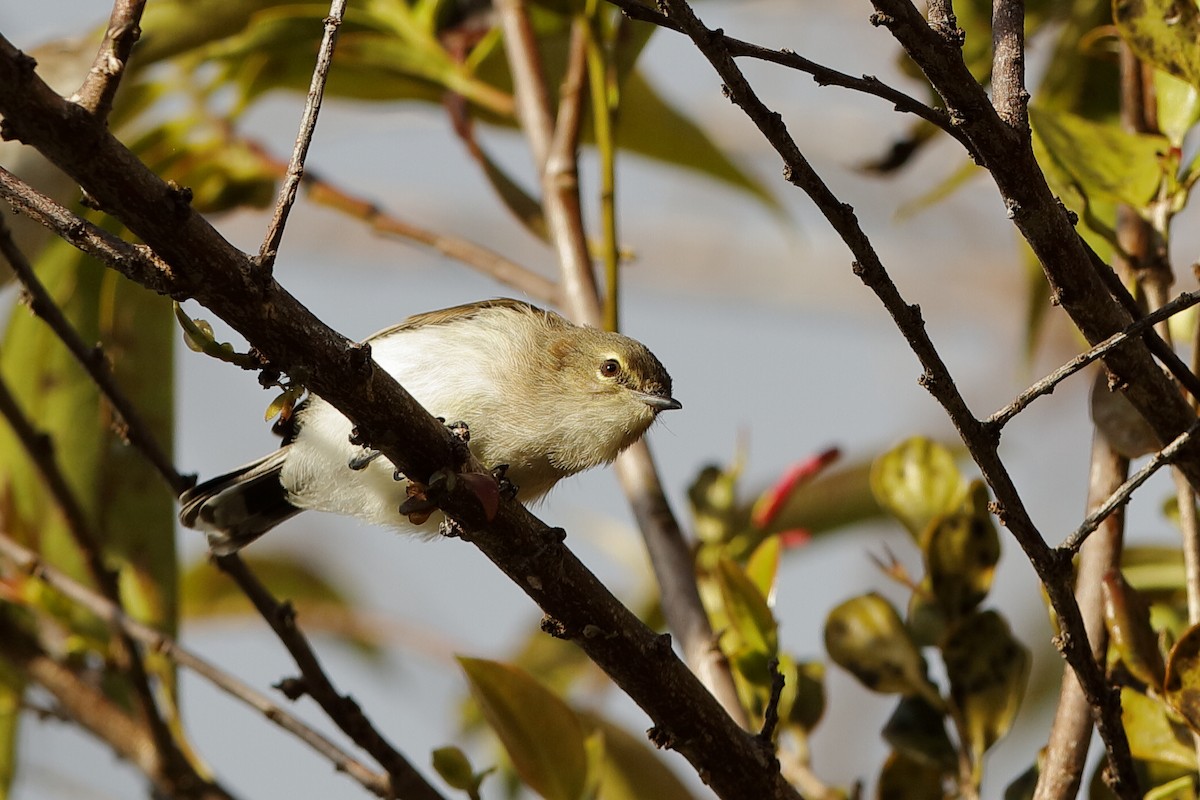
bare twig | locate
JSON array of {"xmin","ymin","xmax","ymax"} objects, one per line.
[
  {"xmin": 986, "ymin": 290, "xmax": 1200, "ymax": 430},
  {"xmin": 214, "ymin": 555, "xmax": 447, "ymax": 800},
  {"xmin": 1035, "ymin": 436, "xmax": 1127, "ymax": 800},
  {"xmin": 0, "ymin": 533, "xmax": 395, "ymax": 798},
  {"xmin": 0, "ymin": 614, "xmax": 236, "ymax": 800},
  {"xmin": 256, "ymin": 0, "xmax": 347, "ymax": 274},
  {"xmin": 0, "ymin": 372, "xmax": 186, "ymax": 788},
  {"xmin": 71, "ymin": 0, "xmax": 145, "ymax": 121},
  {"xmin": 990, "ymin": 0, "xmax": 1027, "ymax": 132},
  {"xmin": 0, "ymin": 214, "xmax": 189, "ymax": 495},
  {"xmin": 606, "ymin": 0, "xmax": 978, "ymax": 158},
  {"xmin": 1062, "ymin": 422, "xmax": 1200, "ymax": 553}
]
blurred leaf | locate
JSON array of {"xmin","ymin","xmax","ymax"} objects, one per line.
[
  {"xmin": 779, "ymin": 655, "xmax": 825, "ymax": 733},
  {"xmin": 749, "ymin": 449, "xmax": 840, "ymax": 531},
  {"xmin": 1103, "ymin": 570, "xmax": 1167, "ymax": 690},
  {"xmin": 136, "ymin": 0, "xmax": 303, "ymax": 64},
  {"xmin": 1115, "ymin": 0, "xmax": 1200, "ymax": 89},
  {"xmin": 1122, "ymin": 687, "xmax": 1196, "ymax": 769},
  {"xmin": 1155, "ymin": 70, "xmax": 1200, "ymax": 147},
  {"xmin": 870, "ymin": 437, "xmax": 967, "ymax": 540},
  {"xmin": 1165, "ymin": 622, "xmax": 1200, "ymax": 733},
  {"xmin": 688, "ymin": 459, "xmax": 744, "ymax": 545},
  {"xmin": 895, "ymin": 157, "xmax": 982, "ymax": 220},
  {"xmin": 1145, "ymin": 775, "xmax": 1198, "ymax": 800},
  {"xmin": 942, "ymin": 610, "xmax": 1029, "ymax": 760},
  {"xmin": 714, "ymin": 557, "xmax": 778, "ymax": 692},
  {"xmin": 881, "ymin": 695, "xmax": 956, "ymax": 771},
  {"xmin": 824, "ymin": 593, "xmax": 939, "ymax": 703},
  {"xmin": 1030, "ymin": 104, "xmax": 1168, "ymax": 211},
  {"xmin": 432, "ymin": 745, "xmax": 490, "ymax": 796},
  {"xmin": 877, "ymin": 750, "xmax": 946, "ymax": 800},
  {"xmin": 759, "ymin": 459, "xmax": 884, "ymax": 538},
  {"xmin": 924, "ymin": 481, "xmax": 1001, "ymax": 620},
  {"xmin": 576, "ymin": 712, "xmax": 696, "ymax": 800},
  {"xmin": 1091, "ymin": 370, "xmax": 1161, "ymax": 459},
  {"xmin": 1005, "ymin": 761, "xmax": 1039, "ymax": 800},
  {"xmin": 744, "ymin": 536, "xmax": 780, "ymax": 606},
  {"xmin": 459, "ymin": 657, "xmax": 588, "ymax": 800},
  {"xmin": 0, "ymin": 654, "xmax": 24, "ymax": 800}
]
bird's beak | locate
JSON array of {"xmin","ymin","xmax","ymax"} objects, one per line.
[{"xmin": 639, "ymin": 393, "xmax": 682, "ymax": 412}]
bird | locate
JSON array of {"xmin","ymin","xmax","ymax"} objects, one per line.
[{"xmin": 179, "ymin": 299, "xmax": 681, "ymax": 554}]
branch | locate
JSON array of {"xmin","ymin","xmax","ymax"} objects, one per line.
[
  {"xmin": 71, "ymin": 0, "xmax": 145, "ymax": 121},
  {"xmin": 256, "ymin": 0, "xmax": 346, "ymax": 274},
  {"xmin": 0, "ymin": 614, "xmax": 236, "ymax": 800},
  {"xmin": 0, "ymin": 40, "xmax": 793, "ymax": 798},
  {"xmin": 606, "ymin": 0, "xmax": 979, "ymax": 158},
  {"xmin": 0, "ymin": 533, "xmax": 395, "ymax": 798},
  {"xmin": 214, "ymin": 555, "xmax": 446, "ymax": 800},
  {"xmin": 0, "ymin": 214, "xmax": 189, "ymax": 495},
  {"xmin": 990, "ymin": 0, "xmax": 1027, "ymax": 131},
  {"xmin": 986, "ymin": 290, "xmax": 1200, "ymax": 430},
  {"xmin": 643, "ymin": 0, "xmax": 1137, "ymax": 794}
]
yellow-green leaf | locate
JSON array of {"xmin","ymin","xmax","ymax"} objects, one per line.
[
  {"xmin": 431, "ymin": 745, "xmax": 489, "ymax": 794},
  {"xmin": 870, "ymin": 437, "xmax": 967, "ymax": 540},
  {"xmin": 1145, "ymin": 775, "xmax": 1198, "ymax": 800},
  {"xmin": 942, "ymin": 610, "xmax": 1029, "ymax": 760},
  {"xmin": 1102, "ymin": 570, "xmax": 1167, "ymax": 691},
  {"xmin": 1122, "ymin": 687, "xmax": 1196, "ymax": 769},
  {"xmin": 1115, "ymin": 0, "xmax": 1200, "ymax": 89},
  {"xmin": 744, "ymin": 536, "xmax": 781, "ymax": 605},
  {"xmin": 576, "ymin": 712, "xmax": 696, "ymax": 800},
  {"xmin": 877, "ymin": 750, "xmax": 946, "ymax": 800},
  {"xmin": 881, "ymin": 695, "xmax": 956, "ymax": 771},
  {"xmin": 924, "ymin": 481, "xmax": 1001, "ymax": 620},
  {"xmin": 824, "ymin": 593, "xmax": 938, "ymax": 702},
  {"xmin": 1155, "ymin": 69, "xmax": 1200, "ymax": 147},
  {"xmin": 458, "ymin": 657, "xmax": 587, "ymax": 800},
  {"xmin": 1164, "ymin": 622, "xmax": 1200, "ymax": 733},
  {"xmin": 715, "ymin": 557, "xmax": 777, "ymax": 660}
]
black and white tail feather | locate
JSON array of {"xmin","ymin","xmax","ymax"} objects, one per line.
[{"xmin": 179, "ymin": 449, "xmax": 301, "ymax": 555}]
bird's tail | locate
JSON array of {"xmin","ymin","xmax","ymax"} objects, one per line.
[{"xmin": 179, "ymin": 448, "xmax": 300, "ymax": 555}]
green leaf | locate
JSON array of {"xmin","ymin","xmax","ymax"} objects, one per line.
[
  {"xmin": 715, "ymin": 557, "xmax": 778, "ymax": 660},
  {"xmin": 576, "ymin": 712, "xmax": 696, "ymax": 800},
  {"xmin": 1145, "ymin": 775, "xmax": 1198, "ymax": 800},
  {"xmin": 744, "ymin": 535, "xmax": 781, "ymax": 607},
  {"xmin": 1121, "ymin": 687, "xmax": 1196, "ymax": 769},
  {"xmin": 1102, "ymin": 570, "xmax": 1167, "ymax": 691},
  {"xmin": 779, "ymin": 655, "xmax": 825, "ymax": 732},
  {"xmin": 1030, "ymin": 104, "xmax": 1169, "ymax": 211},
  {"xmin": 431, "ymin": 745, "xmax": 489, "ymax": 795},
  {"xmin": 877, "ymin": 750, "xmax": 946, "ymax": 800},
  {"xmin": 870, "ymin": 437, "xmax": 967, "ymax": 540},
  {"xmin": 1164, "ymin": 622, "xmax": 1200, "ymax": 734},
  {"xmin": 687, "ymin": 460, "xmax": 744, "ymax": 545},
  {"xmin": 458, "ymin": 657, "xmax": 588, "ymax": 800},
  {"xmin": 824, "ymin": 593, "xmax": 939, "ymax": 703},
  {"xmin": 942, "ymin": 610, "xmax": 1029, "ymax": 760},
  {"xmin": 881, "ymin": 695, "xmax": 956, "ymax": 771},
  {"xmin": 924, "ymin": 481, "xmax": 1001, "ymax": 620},
  {"xmin": 1155, "ymin": 69, "xmax": 1200, "ymax": 147},
  {"xmin": 1115, "ymin": 0, "xmax": 1200, "ymax": 89}
]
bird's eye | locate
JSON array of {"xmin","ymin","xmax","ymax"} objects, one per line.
[{"xmin": 599, "ymin": 358, "xmax": 621, "ymax": 378}]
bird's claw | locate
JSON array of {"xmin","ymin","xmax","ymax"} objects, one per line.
[{"xmin": 348, "ymin": 448, "xmax": 382, "ymax": 471}]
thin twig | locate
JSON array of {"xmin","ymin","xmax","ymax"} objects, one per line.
[
  {"xmin": 0, "ymin": 372, "xmax": 185, "ymax": 785},
  {"xmin": 986, "ymin": 290, "xmax": 1200, "ymax": 430},
  {"xmin": 0, "ymin": 532, "xmax": 394, "ymax": 798},
  {"xmin": 0, "ymin": 214, "xmax": 189, "ymax": 495},
  {"xmin": 605, "ymin": 0, "xmax": 979, "ymax": 159},
  {"xmin": 213, "ymin": 555, "xmax": 447, "ymax": 800},
  {"xmin": 991, "ymin": 0, "xmax": 1027, "ymax": 132},
  {"xmin": 0, "ymin": 166, "xmax": 180, "ymax": 296},
  {"xmin": 1062, "ymin": 422, "xmax": 1200, "ymax": 553},
  {"xmin": 256, "ymin": 0, "xmax": 347, "ymax": 274},
  {"xmin": 71, "ymin": 0, "xmax": 145, "ymax": 121},
  {"xmin": 242, "ymin": 137, "xmax": 558, "ymax": 303}
]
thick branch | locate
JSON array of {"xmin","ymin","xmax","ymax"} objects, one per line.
[
  {"xmin": 990, "ymin": 0, "xmax": 1027, "ymax": 132},
  {"xmin": 0, "ymin": 34, "xmax": 795, "ymax": 800}
]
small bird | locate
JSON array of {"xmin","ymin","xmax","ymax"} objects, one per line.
[{"xmin": 180, "ymin": 299, "xmax": 680, "ymax": 554}]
